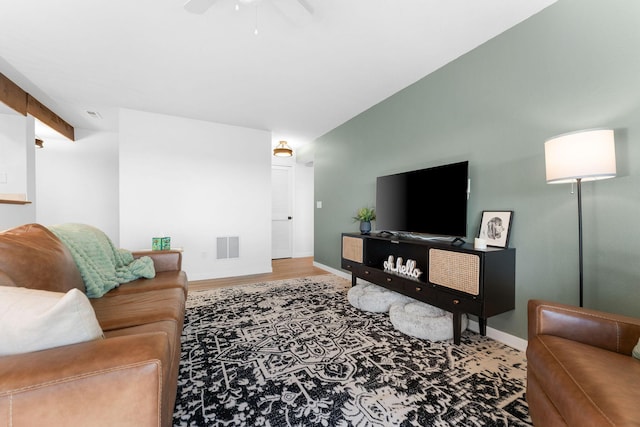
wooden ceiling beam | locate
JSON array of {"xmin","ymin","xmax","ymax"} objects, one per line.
[
  {"xmin": 0, "ymin": 72, "xmax": 28, "ymax": 115},
  {"xmin": 27, "ymin": 94, "xmax": 75, "ymax": 141},
  {"xmin": 0, "ymin": 72, "xmax": 75, "ymax": 141}
]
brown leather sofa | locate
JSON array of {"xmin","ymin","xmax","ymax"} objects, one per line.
[
  {"xmin": 0, "ymin": 223, "xmax": 188, "ymax": 427},
  {"xmin": 526, "ymin": 299, "xmax": 640, "ymax": 426}
]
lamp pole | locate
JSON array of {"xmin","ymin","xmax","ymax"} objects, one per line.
[{"xmin": 576, "ymin": 178, "xmax": 584, "ymax": 307}]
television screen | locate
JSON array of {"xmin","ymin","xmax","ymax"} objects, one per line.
[{"xmin": 375, "ymin": 161, "xmax": 469, "ymax": 237}]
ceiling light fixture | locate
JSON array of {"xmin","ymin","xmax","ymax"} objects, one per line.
[
  {"xmin": 273, "ymin": 141, "xmax": 293, "ymax": 157},
  {"xmin": 254, "ymin": 5, "xmax": 259, "ymax": 35},
  {"xmin": 234, "ymin": 0, "xmax": 261, "ymax": 35},
  {"xmin": 236, "ymin": 0, "xmax": 262, "ymax": 7}
]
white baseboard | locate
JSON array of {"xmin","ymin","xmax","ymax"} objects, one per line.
[
  {"xmin": 466, "ymin": 320, "xmax": 527, "ymax": 352},
  {"xmin": 314, "ymin": 261, "xmax": 350, "ymax": 279},
  {"xmin": 313, "ymin": 261, "xmax": 527, "ymax": 352},
  {"xmin": 293, "ymin": 251, "xmax": 315, "ymax": 258}
]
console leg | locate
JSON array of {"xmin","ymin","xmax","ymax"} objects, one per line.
[
  {"xmin": 479, "ymin": 318, "xmax": 487, "ymax": 336},
  {"xmin": 351, "ymin": 274, "xmax": 357, "ymax": 287},
  {"xmin": 453, "ymin": 312, "xmax": 461, "ymax": 345}
]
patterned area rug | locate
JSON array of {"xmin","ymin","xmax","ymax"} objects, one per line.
[{"xmin": 173, "ymin": 275, "xmax": 531, "ymax": 426}]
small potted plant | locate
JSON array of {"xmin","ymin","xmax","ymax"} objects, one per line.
[{"xmin": 353, "ymin": 207, "xmax": 376, "ymax": 235}]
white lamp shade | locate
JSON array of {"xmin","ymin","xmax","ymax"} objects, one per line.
[{"xmin": 544, "ymin": 129, "xmax": 616, "ymax": 184}]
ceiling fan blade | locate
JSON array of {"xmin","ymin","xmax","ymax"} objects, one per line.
[
  {"xmin": 271, "ymin": 0, "xmax": 313, "ymax": 25},
  {"xmin": 184, "ymin": 0, "xmax": 219, "ymax": 14},
  {"xmin": 294, "ymin": 0, "xmax": 313, "ymax": 15}
]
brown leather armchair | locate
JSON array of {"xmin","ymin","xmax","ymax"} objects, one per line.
[{"xmin": 526, "ymin": 299, "xmax": 640, "ymax": 426}]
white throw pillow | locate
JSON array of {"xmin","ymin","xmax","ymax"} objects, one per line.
[{"xmin": 0, "ymin": 286, "xmax": 104, "ymax": 356}]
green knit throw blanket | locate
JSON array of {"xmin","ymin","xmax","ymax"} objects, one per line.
[{"xmin": 49, "ymin": 223, "xmax": 155, "ymax": 298}]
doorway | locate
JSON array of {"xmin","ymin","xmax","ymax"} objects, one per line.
[{"xmin": 271, "ymin": 165, "xmax": 293, "ymax": 259}]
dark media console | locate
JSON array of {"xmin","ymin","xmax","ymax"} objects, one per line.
[{"xmin": 341, "ymin": 232, "xmax": 516, "ymax": 344}]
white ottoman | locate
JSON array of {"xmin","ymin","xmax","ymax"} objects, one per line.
[
  {"xmin": 389, "ymin": 301, "xmax": 468, "ymax": 342},
  {"xmin": 347, "ymin": 282, "xmax": 412, "ymax": 313}
]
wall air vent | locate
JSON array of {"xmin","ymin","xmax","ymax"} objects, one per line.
[
  {"xmin": 217, "ymin": 236, "xmax": 239, "ymax": 259},
  {"xmin": 86, "ymin": 110, "xmax": 102, "ymax": 119}
]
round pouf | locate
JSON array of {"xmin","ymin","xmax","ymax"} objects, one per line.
[
  {"xmin": 389, "ymin": 301, "xmax": 468, "ymax": 342},
  {"xmin": 347, "ymin": 283, "xmax": 412, "ymax": 313}
]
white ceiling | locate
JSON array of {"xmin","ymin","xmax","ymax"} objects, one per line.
[{"xmin": 0, "ymin": 0, "xmax": 556, "ymax": 147}]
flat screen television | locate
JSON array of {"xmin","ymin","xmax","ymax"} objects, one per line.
[{"xmin": 375, "ymin": 161, "xmax": 469, "ymax": 238}]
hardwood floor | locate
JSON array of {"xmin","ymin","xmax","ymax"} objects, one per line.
[{"xmin": 188, "ymin": 257, "xmax": 330, "ymax": 291}]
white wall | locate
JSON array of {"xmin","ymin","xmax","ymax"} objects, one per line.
[
  {"xmin": 0, "ymin": 114, "xmax": 36, "ymax": 230},
  {"xmin": 118, "ymin": 109, "xmax": 272, "ymax": 280},
  {"xmin": 29, "ymin": 107, "xmax": 313, "ymax": 279},
  {"xmin": 35, "ymin": 129, "xmax": 119, "ymax": 243}
]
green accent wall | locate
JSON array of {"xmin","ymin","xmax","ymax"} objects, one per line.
[{"xmin": 314, "ymin": 0, "xmax": 640, "ymax": 339}]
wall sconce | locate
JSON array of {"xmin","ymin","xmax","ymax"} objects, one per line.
[
  {"xmin": 35, "ymin": 138, "xmax": 44, "ymax": 149},
  {"xmin": 273, "ymin": 141, "xmax": 293, "ymax": 157},
  {"xmin": 544, "ymin": 129, "xmax": 616, "ymax": 307}
]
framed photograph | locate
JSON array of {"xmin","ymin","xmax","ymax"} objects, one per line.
[{"xmin": 478, "ymin": 211, "xmax": 513, "ymax": 248}]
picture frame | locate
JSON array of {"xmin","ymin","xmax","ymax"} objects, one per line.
[{"xmin": 477, "ymin": 211, "xmax": 513, "ymax": 248}]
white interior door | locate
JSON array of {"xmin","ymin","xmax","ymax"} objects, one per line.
[{"xmin": 272, "ymin": 165, "xmax": 293, "ymax": 259}]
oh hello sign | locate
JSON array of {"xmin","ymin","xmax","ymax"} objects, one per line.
[{"xmin": 383, "ymin": 255, "xmax": 423, "ymax": 279}]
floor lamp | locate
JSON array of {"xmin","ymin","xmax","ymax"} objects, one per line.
[{"xmin": 544, "ymin": 129, "xmax": 616, "ymax": 307}]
